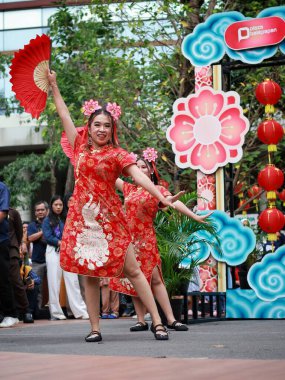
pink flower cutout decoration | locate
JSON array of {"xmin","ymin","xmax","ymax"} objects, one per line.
[
  {"xmin": 166, "ymin": 86, "xmax": 250, "ymax": 174},
  {"xmin": 197, "ymin": 172, "xmax": 216, "ymax": 210}
]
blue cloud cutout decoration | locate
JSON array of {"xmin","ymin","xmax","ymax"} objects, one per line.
[
  {"xmin": 182, "ymin": 210, "xmax": 256, "ymax": 267},
  {"xmin": 182, "ymin": 6, "xmax": 285, "ymax": 66},
  {"xmin": 248, "ymin": 245, "xmax": 285, "ymax": 302},
  {"xmin": 226, "ymin": 289, "xmax": 285, "ymax": 319}
]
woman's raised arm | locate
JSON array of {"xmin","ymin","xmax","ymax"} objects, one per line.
[{"xmin": 48, "ymin": 70, "xmax": 77, "ymax": 148}]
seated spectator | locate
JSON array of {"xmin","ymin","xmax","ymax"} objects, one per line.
[
  {"xmin": 20, "ymin": 263, "xmax": 41, "ymax": 319},
  {"xmin": 27, "ymin": 201, "xmax": 48, "ymax": 310}
]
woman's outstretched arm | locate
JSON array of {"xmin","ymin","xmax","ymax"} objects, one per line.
[
  {"xmin": 125, "ymin": 165, "xmax": 174, "ymax": 208},
  {"xmin": 48, "ymin": 70, "xmax": 77, "ymax": 148},
  {"xmin": 166, "ymin": 197, "xmax": 212, "ymax": 223}
]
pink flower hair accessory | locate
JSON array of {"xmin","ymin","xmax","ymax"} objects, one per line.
[
  {"xmin": 129, "ymin": 152, "xmax": 138, "ymax": 161},
  {"xmin": 81, "ymin": 99, "xmax": 101, "ymax": 116},
  {"xmin": 106, "ymin": 102, "xmax": 121, "ymax": 121},
  {"xmin": 142, "ymin": 147, "xmax": 158, "ymax": 163}
]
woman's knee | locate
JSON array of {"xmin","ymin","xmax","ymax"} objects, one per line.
[
  {"xmin": 124, "ymin": 265, "xmax": 141, "ymax": 280},
  {"xmin": 151, "ymin": 269, "xmax": 163, "ymax": 286},
  {"xmin": 123, "ymin": 245, "xmax": 141, "ymax": 279}
]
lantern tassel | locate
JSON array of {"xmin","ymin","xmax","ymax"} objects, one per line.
[
  {"xmin": 267, "ymin": 191, "xmax": 276, "ymax": 200},
  {"xmin": 268, "ymin": 144, "xmax": 277, "ymax": 152},
  {"xmin": 267, "ymin": 233, "xmax": 277, "ymax": 242},
  {"xmin": 265, "ymin": 104, "xmax": 275, "ymax": 114}
]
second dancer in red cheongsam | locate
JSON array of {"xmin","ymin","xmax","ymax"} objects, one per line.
[{"xmin": 110, "ymin": 149, "xmax": 212, "ymax": 332}]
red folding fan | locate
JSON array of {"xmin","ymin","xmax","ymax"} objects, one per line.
[{"xmin": 9, "ymin": 34, "xmax": 51, "ymax": 119}]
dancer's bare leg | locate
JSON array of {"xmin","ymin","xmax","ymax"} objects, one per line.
[
  {"xmin": 84, "ymin": 276, "xmax": 101, "ymax": 331},
  {"xmin": 123, "ymin": 245, "xmax": 166, "ymax": 334},
  {"xmin": 151, "ymin": 266, "xmax": 176, "ymax": 325},
  {"xmin": 132, "ymin": 296, "xmax": 147, "ymax": 324},
  {"xmin": 151, "ymin": 267, "xmax": 188, "ymax": 330}
]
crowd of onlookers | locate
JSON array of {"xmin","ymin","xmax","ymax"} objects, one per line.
[{"xmin": 0, "ymin": 182, "xmax": 137, "ymax": 328}]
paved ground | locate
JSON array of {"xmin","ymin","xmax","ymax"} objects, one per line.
[{"xmin": 1, "ymin": 318, "xmax": 285, "ymax": 379}]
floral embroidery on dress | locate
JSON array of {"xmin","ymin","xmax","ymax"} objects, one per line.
[{"xmin": 74, "ymin": 194, "xmax": 110, "ymax": 270}]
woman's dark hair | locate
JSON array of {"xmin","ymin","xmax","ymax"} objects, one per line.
[
  {"xmin": 87, "ymin": 107, "xmax": 118, "ymax": 147},
  {"xmin": 49, "ymin": 195, "xmax": 66, "ymax": 227},
  {"xmin": 136, "ymin": 156, "xmax": 159, "ymax": 185}
]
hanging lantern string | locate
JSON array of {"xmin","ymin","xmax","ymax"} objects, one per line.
[{"xmin": 235, "ymin": 189, "xmax": 265, "ymax": 214}]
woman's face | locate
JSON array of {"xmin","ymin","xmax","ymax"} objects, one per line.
[
  {"xmin": 89, "ymin": 114, "xmax": 113, "ymax": 147},
  {"xmin": 23, "ymin": 224, "xmax": 28, "ymax": 233},
  {"xmin": 137, "ymin": 159, "xmax": 151, "ymax": 178},
  {"xmin": 52, "ymin": 199, "xmax": 63, "ymax": 215}
]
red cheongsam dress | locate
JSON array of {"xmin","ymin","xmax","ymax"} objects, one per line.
[
  {"xmin": 109, "ymin": 182, "xmax": 171, "ymax": 295},
  {"xmin": 60, "ymin": 134, "xmax": 136, "ymax": 278}
]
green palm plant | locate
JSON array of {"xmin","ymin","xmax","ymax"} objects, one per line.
[{"xmin": 155, "ymin": 193, "xmax": 220, "ymax": 298}]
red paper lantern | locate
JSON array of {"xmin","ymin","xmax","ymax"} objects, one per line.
[
  {"xmin": 247, "ymin": 185, "xmax": 262, "ymax": 201},
  {"xmin": 278, "ymin": 189, "xmax": 285, "ymax": 206},
  {"xmin": 257, "ymin": 119, "xmax": 284, "ymax": 152},
  {"xmin": 258, "ymin": 164, "xmax": 284, "ymax": 200},
  {"xmin": 234, "ymin": 182, "xmax": 245, "ymax": 198},
  {"xmin": 259, "ymin": 207, "xmax": 285, "ymax": 241},
  {"xmin": 248, "ymin": 185, "xmax": 262, "ymax": 209},
  {"xmin": 255, "ymin": 79, "xmax": 282, "ymax": 113},
  {"xmin": 238, "ymin": 199, "xmax": 250, "ymax": 215}
]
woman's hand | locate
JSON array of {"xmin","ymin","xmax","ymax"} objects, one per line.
[
  {"xmin": 27, "ymin": 279, "xmax": 35, "ymax": 290},
  {"xmin": 167, "ymin": 191, "xmax": 185, "ymax": 204},
  {"xmin": 194, "ymin": 212, "xmax": 214, "ymax": 224},
  {"xmin": 159, "ymin": 196, "xmax": 176, "ymax": 209},
  {"xmin": 48, "ymin": 70, "xmax": 57, "ymax": 88}
]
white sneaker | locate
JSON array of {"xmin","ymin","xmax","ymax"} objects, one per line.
[
  {"xmin": 0, "ymin": 317, "xmax": 19, "ymax": 328},
  {"xmin": 80, "ymin": 314, "xmax": 89, "ymax": 320},
  {"xmin": 144, "ymin": 313, "xmax": 151, "ymax": 321},
  {"xmin": 132, "ymin": 314, "xmax": 138, "ymax": 319},
  {"xmin": 51, "ymin": 315, "xmax": 66, "ymax": 320}
]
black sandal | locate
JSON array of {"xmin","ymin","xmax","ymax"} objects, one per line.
[
  {"xmin": 151, "ymin": 323, "xmax": 169, "ymax": 340},
  {"xmin": 167, "ymin": 320, "xmax": 188, "ymax": 331},
  {"xmin": 85, "ymin": 330, "xmax": 102, "ymax": 342},
  {"xmin": 130, "ymin": 322, "xmax": 149, "ymax": 332}
]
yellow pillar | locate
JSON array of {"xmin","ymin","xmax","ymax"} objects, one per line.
[{"xmin": 213, "ymin": 64, "xmax": 227, "ymax": 292}]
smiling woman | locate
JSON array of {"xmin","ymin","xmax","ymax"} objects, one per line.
[
  {"xmin": 90, "ymin": 114, "xmax": 113, "ymax": 147},
  {"xmin": 48, "ymin": 70, "xmax": 174, "ymax": 342}
]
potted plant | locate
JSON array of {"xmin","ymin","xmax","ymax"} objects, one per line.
[{"xmin": 155, "ymin": 193, "xmax": 220, "ymax": 321}]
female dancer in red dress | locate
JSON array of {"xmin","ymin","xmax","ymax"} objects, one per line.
[
  {"xmin": 110, "ymin": 151, "xmax": 211, "ymax": 332},
  {"xmin": 48, "ymin": 71, "xmax": 180, "ymax": 342}
]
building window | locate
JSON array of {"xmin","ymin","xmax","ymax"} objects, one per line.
[{"xmin": 4, "ymin": 9, "xmax": 42, "ymax": 29}]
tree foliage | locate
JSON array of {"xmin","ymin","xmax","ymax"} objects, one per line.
[{"xmin": 1, "ymin": 0, "xmax": 284, "ymax": 212}]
